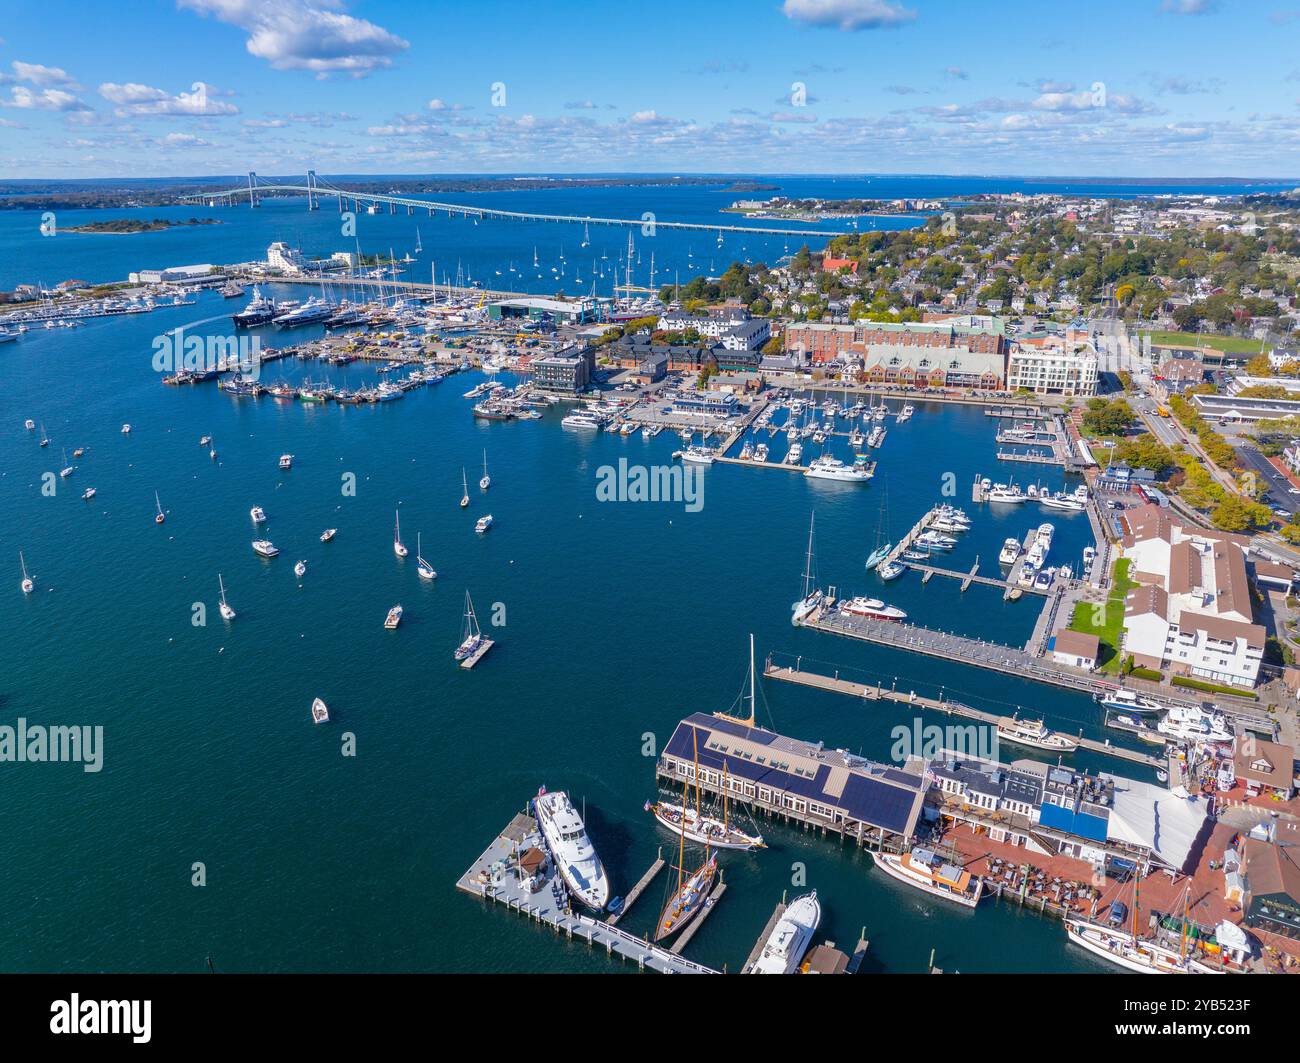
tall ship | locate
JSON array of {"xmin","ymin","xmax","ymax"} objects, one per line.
[
  {"xmin": 1065, "ymin": 882, "xmax": 1221, "ymax": 974},
  {"xmin": 273, "ymin": 295, "xmax": 334, "ymax": 328},
  {"xmin": 533, "ymin": 787, "xmax": 610, "ymax": 911},
  {"xmin": 871, "ymin": 847, "xmax": 983, "ymax": 907},
  {"xmin": 744, "ymin": 891, "xmax": 822, "ymax": 974},
  {"xmin": 232, "ymin": 286, "xmax": 276, "ymax": 328}
]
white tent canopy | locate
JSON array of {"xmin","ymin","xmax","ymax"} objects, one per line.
[{"xmin": 1104, "ymin": 773, "xmax": 1209, "ymax": 871}]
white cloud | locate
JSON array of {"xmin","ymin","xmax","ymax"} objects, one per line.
[
  {"xmin": 2, "ymin": 86, "xmax": 90, "ymax": 111},
  {"xmin": 98, "ymin": 81, "xmax": 238, "ymax": 116},
  {"xmin": 781, "ymin": 0, "xmax": 916, "ymax": 31},
  {"xmin": 11, "ymin": 62, "xmax": 79, "ymax": 88},
  {"xmin": 178, "ymin": 0, "xmax": 409, "ymax": 76},
  {"xmin": 1161, "ymin": 0, "xmax": 1216, "ymax": 13}
]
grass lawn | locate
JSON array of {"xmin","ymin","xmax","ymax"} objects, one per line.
[
  {"xmin": 1140, "ymin": 330, "xmax": 1264, "ymax": 356},
  {"xmin": 1068, "ymin": 558, "xmax": 1137, "ymax": 673}
]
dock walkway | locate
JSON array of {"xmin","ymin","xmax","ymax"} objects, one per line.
[{"xmin": 456, "ymin": 812, "xmax": 716, "ymax": 974}]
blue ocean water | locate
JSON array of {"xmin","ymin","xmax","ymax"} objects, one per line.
[{"xmin": 0, "ymin": 176, "xmax": 1224, "ymax": 973}]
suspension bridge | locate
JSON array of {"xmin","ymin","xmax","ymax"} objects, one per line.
[{"xmin": 179, "ymin": 171, "xmax": 855, "ymax": 238}]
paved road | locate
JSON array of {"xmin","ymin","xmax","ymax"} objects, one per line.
[{"xmin": 1238, "ymin": 445, "xmax": 1300, "ymax": 516}]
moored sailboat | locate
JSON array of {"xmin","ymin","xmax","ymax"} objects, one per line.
[
  {"xmin": 393, "ymin": 510, "xmax": 407, "ymax": 557},
  {"xmin": 218, "ymin": 574, "xmax": 236, "ymax": 620},
  {"xmin": 416, "ymin": 533, "xmax": 436, "ymax": 580},
  {"xmin": 654, "ymin": 726, "xmax": 720, "ymax": 942}
]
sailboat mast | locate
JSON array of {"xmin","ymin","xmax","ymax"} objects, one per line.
[
  {"xmin": 748, "ymin": 633, "xmax": 756, "ymax": 726},
  {"xmin": 801, "ymin": 513, "xmax": 817, "ymax": 599}
]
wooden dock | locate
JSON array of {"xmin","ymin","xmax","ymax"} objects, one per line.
[
  {"xmin": 763, "ymin": 660, "xmax": 1168, "ymax": 769},
  {"xmin": 607, "ymin": 854, "xmax": 664, "ymax": 927},
  {"xmin": 456, "ymin": 811, "xmax": 717, "ymax": 974},
  {"xmin": 880, "ymin": 506, "xmax": 940, "ymax": 568},
  {"xmin": 904, "ymin": 558, "xmax": 1048, "ymax": 596},
  {"xmin": 460, "ymin": 638, "xmax": 495, "ymax": 669}
]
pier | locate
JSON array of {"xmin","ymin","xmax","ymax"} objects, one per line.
[
  {"xmin": 669, "ymin": 881, "xmax": 727, "ymax": 955},
  {"xmin": 904, "ymin": 558, "xmax": 1047, "ymax": 596},
  {"xmin": 456, "ymin": 811, "xmax": 716, "ymax": 974},
  {"xmin": 879, "ymin": 506, "xmax": 940, "ymax": 568},
  {"xmin": 606, "ymin": 854, "xmax": 664, "ymax": 927},
  {"xmin": 763, "ymin": 658, "xmax": 1167, "ymax": 769}
]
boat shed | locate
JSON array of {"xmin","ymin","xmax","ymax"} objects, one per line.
[{"xmin": 657, "ymin": 713, "xmax": 928, "ymax": 847}]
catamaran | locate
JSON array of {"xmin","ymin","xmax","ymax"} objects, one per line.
[
  {"xmin": 20, "ymin": 551, "xmax": 33, "ymax": 594},
  {"xmin": 218, "ymin": 574, "xmax": 236, "ymax": 620},
  {"xmin": 393, "ymin": 510, "xmax": 408, "ymax": 557},
  {"xmin": 416, "ymin": 533, "xmax": 436, "ymax": 580},
  {"xmin": 455, "ymin": 591, "xmax": 485, "ymax": 661},
  {"xmin": 479, "ymin": 450, "xmax": 490, "ymax": 491},
  {"xmin": 745, "ymin": 891, "xmax": 821, "ymax": 974},
  {"xmin": 534, "ymin": 787, "xmax": 610, "ymax": 911}
]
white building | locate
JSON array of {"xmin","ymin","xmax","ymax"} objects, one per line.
[
  {"xmin": 659, "ymin": 307, "xmax": 768, "ymax": 350},
  {"xmin": 1118, "ymin": 505, "xmax": 1265, "ymax": 688},
  {"xmin": 267, "ymin": 242, "xmax": 305, "ymax": 274},
  {"xmin": 1007, "ymin": 339, "xmax": 1099, "ymax": 396}
]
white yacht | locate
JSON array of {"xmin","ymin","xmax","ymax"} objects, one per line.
[
  {"xmin": 841, "ymin": 596, "xmax": 907, "ymax": 622},
  {"xmin": 678, "ymin": 444, "xmax": 715, "ymax": 465},
  {"xmin": 320, "ymin": 528, "xmax": 337, "ymax": 543},
  {"xmin": 871, "ymin": 848, "xmax": 982, "ymax": 907},
  {"xmin": 986, "ymin": 483, "xmax": 1028, "ymax": 504},
  {"xmin": 278, "ymin": 453, "xmax": 294, "ymax": 470},
  {"xmin": 311, "ymin": 698, "xmax": 330, "ymax": 724},
  {"xmin": 251, "ymin": 540, "xmax": 279, "ymax": 558},
  {"xmin": 250, "ymin": 506, "xmax": 267, "ymax": 524},
  {"xmin": 999, "ymin": 537, "xmax": 1022, "ymax": 565},
  {"xmin": 534, "ymin": 787, "xmax": 611, "ymax": 911},
  {"xmin": 804, "ymin": 455, "xmax": 871, "ymax": 482},
  {"xmin": 561, "ymin": 411, "xmax": 602, "ymax": 430},
  {"xmin": 1095, "ymin": 689, "xmax": 1167, "ymax": 715},
  {"xmin": 787, "ymin": 441, "xmax": 803, "ymax": 465},
  {"xmin": 745, "ymin": 891, "xmax": 822, "ymax": 974},
  {"xmin": 1157, "ymin": 705, "xmax": 1233, "ymax": 745},
  {"xmin": 475, "ymin": 514, "xmax": 493, "ymax": 534},
  {"xmin": 294, "ymin": 560, "xmax": 307, "ymax": 579},
  {"xmin": 996, "ymin": 716, "xmax": 1080, "ymax": 753}
]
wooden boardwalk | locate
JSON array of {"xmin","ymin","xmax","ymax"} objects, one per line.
[
  {"xmin": 607, "ymin": 855, "xmax": 664, "ymax": 927},
  {"xmin": 763, "ymin": 661, "xmax": 1167, "ymax": 769}
]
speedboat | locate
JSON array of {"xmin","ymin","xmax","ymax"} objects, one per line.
[
  {"xmin": 1095, "ymin": 689, "xmax": 1167, "ymax": 714},
  {"xmin": 250, "ymin": 506, "xmax": 267, "ymax": 524},
  {"xmin": 877, "ymin": 560, "xmax": 906, "ymax": 581},
  {"xmin": 841, "ymin": 596, "xmax": 907, "ymax": 622},
  {"xmin": 745, "ymin": 891, "xmax": 821, "ymax": 974},
  {"xmin": 320, "ymin": 528, "xmax": 337, "ymax": 543},
  {"xmin": 384, "ymin": 604, "xmax": 403, "ymax": 629},
  {"xmin": 917, "ymin": 531, "xmax": 957, "ymax": 549},
  {"xmin": 311, "ymin": 698, "xmax": 330, "ymax": 724},
  {"xmin": 475, "ymin": 514, "xmax": 494, "ymax": 534},
  {"xmin": 252, "ymin": 540, "xmax": 279, "ymax": 558},
  {"xmin": 534, "ymin": 787, "xmax": 610, "ymax": 911}
]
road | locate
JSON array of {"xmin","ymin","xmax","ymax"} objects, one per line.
[{"xmin": 1239, "ymin": 444, "xmax": 1300, "ymax": 517}]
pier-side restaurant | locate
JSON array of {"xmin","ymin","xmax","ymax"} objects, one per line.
[{"xmin": 657, "ymin": 713, "xmax": 928, "ymax": 848}]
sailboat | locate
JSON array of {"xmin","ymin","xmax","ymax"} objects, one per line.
[
  {"xmin": 791, "ymin": 513, "xmax": 822, "ymax": 624},
  {"xmin": 39, "ymin": 422, "xmax": 49, "ymax": 447},
  {"xmin": 460, "ymin": 468, "xmax": 470, "ymax": 508},
  {"xmin": 479, "ymin": 450, "xmax": 490, "ymax": 491},
  {"xmin": 1065, "ymin": 875, "xmax": 1219, "ymax": 974},
  {"xmin": 416, "ymin": 532, "xmax": 436, "ymax": 580},
  {"xmin": 647, "ymin": 635, "xmax": 766, "ymax": 851},
  {"xmin": 454, "ymin": 591, "xmax": 484, "ymax": 661},
  {"xmin": 59, "ymin": 447, "xmax": 75, "ymax": 478},
  {"xmin": 864, "ymin": 480, "xmax": 892, "ymax": 570},
  {"xmin": 20, "ymin": 551, "xmax": 33, "ymax": 594},
  {"xmin": 654, "ymin": 727, "xmax": 719, "ymax": 943},
  {"xmin": 154, "ymin": 491, "xmax": 166, "ymax": 525},
  {"xmin": 218, "ymin": 574, "xmax": 236, "ymax": 620},
  {"xmin": 393, "ymin": 510, "xmax": 407, "ymax": 557},
  {"xmin": 414, "ymin": 227, "xmax": 423, "ymax": 254}
]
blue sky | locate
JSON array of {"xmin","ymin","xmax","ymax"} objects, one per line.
[{"xmin": 1, "ymin": 0, "xmax": 1298, "ymax": 178}]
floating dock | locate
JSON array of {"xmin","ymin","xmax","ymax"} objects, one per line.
[
  {"xmin": 455, "ymin": 811, "xmax": 716, "ymax": 974},
  {"xmin": 606, "ymin": 854, "xmax": 664, "ymax": 927}
]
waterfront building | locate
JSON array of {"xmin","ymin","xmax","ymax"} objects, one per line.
[
  {"xmin": 671, "ymin": 392, "xmax": 738, "ymax": 417},
  {"xmin": 266, "ymin": 242, "xmax": 305, "ymax": 274},
  {"xmin": 784, "ymin": 318, "xmax": 1009, "ymax": 370},
  {"xmin": 1118, "ymin": 505, "xmax": 1265, "ymax": 688},
  {"xmin": 1231, "ymin": 736, "xmax": 1296, "ymax": 800},
  {"xmin": 1096, "ymin": 460, "xmax": 1158, "ymax": 494},
  {"xmin": 657, "ymin": 713, "xmax": 929, "ymax": 849},
  {"xmin": 489, "ymin": 296, "xmax": 597, "ymax": 325},
  {"xmin": 129, "ymin": 263, "xmax": 218, "ymax": 285},
  {"xmin": 1050, "ymin": 629, "xmax": 1100, "ymax": 670},
  {"xmin": 929, "ymin": 754, "xmax": 1208, "ymax": 873},
  {"xmin": 1006, "ymin": 338, "xmax": 1099, "ymax": 397},
  {"xmin": 532, "ymin": 346, "xmax": 593, "ymax": 394}
]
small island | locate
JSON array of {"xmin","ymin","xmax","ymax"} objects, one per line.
[{"xmin": 63, "ymin": 217, "xmax": 222, "ymax": 234}]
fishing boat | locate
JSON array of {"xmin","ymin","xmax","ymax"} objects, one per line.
[
  {"xmin": 311, "ymin": 698, "xmax": 330, "ymax": 724},
  {"xmin": 871, "ymin": 847, "xmax": 982, "ymax": 907},
  {"xmin": 154, "ymin": 491, "xmax": 166, "ymax": 525},
  {"xmin": 745, "ymin": 891, "xmax": 821, "ymax": 974},
  {"xmin": 454, "ymin": 591, "xmax": 485, "ymax": 661},
  {"xmin": 1094, "ymin": 689, "xmax": 1167, "ymax": 715},
  {"xmin": 393, "ymin": 510, "xmax": 408, "ymax": 557},
  {"xmin": 250, "ymin": 506, "xmax": 267, "ymax": 524},
  {"xmin": 218, "ymin": 574, "xmax": 236, "ymax": 620},
  {"xmin": 841, "ymin": 596, "xmax": 907, "ymax": 622},
  {"xmin": 475, "ymin": 514, "xmax": 493, "ymax": 534},
  {"xmin": 20, "ymin": 552, "xmax": 33, "ymax": 594},
  {"xmin": 251, "ymin": 539, "xmax": 279, "ymax": 558},
  {"xmin": 533, "ymin": 787, "xmax": 610, "ymax": 911},
  {"xmin": 479, "ymin": 450, "xmax": 490, "ymax": 490},
  {"xmin": 416, "ymin": 533, "xmax": 436, "ymax": 580},
  {"xmin": 320, "ymin": 528, "xmax": 337, "ymax": 543},
  {"xmin": 654, "ymin": 728, "xmax": 720, "ymax": 942},
  {"xmin": 996, "ymin": 715, "xmax": 1080, "ymax": 753},
  {"xmin": 384, "ymin": 604, "xmax": 403, "ymax": 630},
  {"xmin": 294, "ymin": 560, "xmax": 307, "ymax": 579}
]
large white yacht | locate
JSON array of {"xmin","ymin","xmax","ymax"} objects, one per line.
[
  {"xmin": 871, "ymin": 847, "xmax": 983, "ymax": 907},
  {"xmin": 561, "ymin": 411, "xmax": 602, "ymax": 430},
  {"xmin": 745, "ymin": 891, "xmax": 822, "ymax": 974},
  {"xmin": 1157, "ymin": 705, "xmax": 1233, "ymax": 745},
  {"xmin": 534, "ymin": 787, "xmax": 610, "ymax": 911},
  {"xmin": 841, "ymin": 596, "xmax": 907, "ymax": 622},
  {"xmin": 804, "ymin": 455, "xmax": 871, "ymax": 482}
]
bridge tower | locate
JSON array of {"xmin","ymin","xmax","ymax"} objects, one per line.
[
  {"xmin": 306, "ymin": 170, "xmax": 319, "ymax": 211},
  {"xmin": 247, "ymin": 172, "xmax": 259, "ymax": 209}
]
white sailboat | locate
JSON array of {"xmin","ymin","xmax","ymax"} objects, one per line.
[
  {"xmin": 393, "ymin": 510, "xmax": 407, "ymax": 558},
  {"xmin": 154, "ymin": 490, "xmax": 166, "ymax": 525},
  {"xmin": 791, "ymin": 513, "xmax": 823, "ymax": 625},
  {"xmin": 417, "ymin": 532, "xmax": 436, "ymax": 580},
  {"xmin": 460, "ymin": 468, "xmax": 470, "ymax": 508},
  {"xmin": 20, "ymin": 551, "xmax": 33, "ymax": 594},
  {"xmin": 454, "ymin": 591, "xmax": 484, "ymax": 660},
  {"xmin": 479, "ymin": 450, "xmax": 490, "ymax": 491},
  {"xmin": 218, "ymin": 574, "xmax": 236, "ymax": 620}
]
